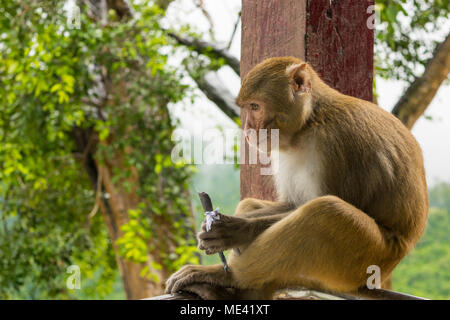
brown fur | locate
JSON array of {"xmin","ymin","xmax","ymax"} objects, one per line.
[{"xmin": 165, "ymin": 57, "xmax": 428, "ymax": 299}]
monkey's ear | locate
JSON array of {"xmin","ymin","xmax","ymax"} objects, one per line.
[{"xmin": 287, "ymin": 63, "xmax": 312, "ymax": 94}]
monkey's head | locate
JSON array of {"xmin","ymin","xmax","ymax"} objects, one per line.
[{"xmin": 236, "ymin": 57, "xmax": 314, "ymax": 150}]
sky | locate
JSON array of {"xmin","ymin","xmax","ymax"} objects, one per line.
[{"xmin": 164, "ymin": 0, "xmax": 450, "ymax": 187}]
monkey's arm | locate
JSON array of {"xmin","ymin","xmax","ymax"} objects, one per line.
[
  {"xmin": 197, "ymin": 198, "xmax": 295, "ymax": 254},
  {"xmin": 232, "ymin": 198, "xmax": 295, "ymax": 219},
  {"xmin": 198, "ymin": 212, "xmax": 290, "ymax": 255}
]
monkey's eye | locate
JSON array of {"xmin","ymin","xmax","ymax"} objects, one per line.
[{"xmin": 250, "ymin": 103, "xmax": 260, "ymax": 111}]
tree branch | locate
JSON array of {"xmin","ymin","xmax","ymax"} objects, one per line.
[
  {"xmin": 155, "ymin": 0, "xmax": 175, "ymax": 11},
  {"xmin": 106, "ymin": 0, "xmax": 133, "ymax": 18},
  {"xmin": 194, "ymin": 0, "xmax": 216, "ymax": 41},
  {"xmin": 192, "ymin": 71, "xmax": 240, "ymax": 119},
  {"xmin": 164, "ymin": 30, "xmax": 241, "ymax": 118},
  {"xmin": 83, "ymin": 0, "xmax": 133, "ymax": 20},
  {"xmin": 167, "ymin": 31, "xmax": 240, "ymax": 76},
  {"xmin": 227, "ymin": 11, "xmax": 241, "ymax": 50},
  {"xmin": 392, "ymin": 33, "xmax": 450, "ymax": 129}
]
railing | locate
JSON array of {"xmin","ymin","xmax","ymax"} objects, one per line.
[{"xmin": 146, "ymin": 287, "xmax": 427, "ymax": 300}]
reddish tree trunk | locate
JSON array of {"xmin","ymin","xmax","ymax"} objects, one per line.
[
  {"xmin": 240, "ymin": 0, "xmax": 307, "ymax": 201},
  {"xmin": 306, "ymin": 0, "xmax": 374, "ymax": 102}
]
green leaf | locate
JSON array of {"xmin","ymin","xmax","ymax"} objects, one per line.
[
  {"xmin": 99, "ymin": 128, "xmax": 109, "ymax": 141},
  {"xmin": 139, "ymin": 266, "xmax": 149, "ymax": 277},
  {"xmin": 50, "ymin": 83, "xmax": 62, "ymax": 93},
  {"xmin": 151, "ymin": 262, "xmax": 162, "ymax": 271}
]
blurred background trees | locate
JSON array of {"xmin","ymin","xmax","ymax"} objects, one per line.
[
  {"xmin": 0, "ymin": 0, "xmax": 199, "ymax": 299},
  {"xmin": 0, "ymin": 0, "xmax": 449, "ymax": 299}
]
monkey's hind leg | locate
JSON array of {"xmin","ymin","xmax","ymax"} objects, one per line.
[{"xmin": 228, "ymin": 195, "xmax": 398, "ymax": 294}]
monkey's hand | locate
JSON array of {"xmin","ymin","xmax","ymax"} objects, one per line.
[
  {"xmin": 165, "ymin": 264, "xmax": 231, "ymax": 296},
  {"xmin": 197, "ymin": 213, "xmax": 253, "ymax": 255}
]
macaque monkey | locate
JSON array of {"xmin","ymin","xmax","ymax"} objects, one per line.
[{"xmin": 165, "ymin": 57, "xmax": 428, "ymax": 299}]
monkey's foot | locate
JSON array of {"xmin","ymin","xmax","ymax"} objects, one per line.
[
  {"xmin": 165, "ymin": 265, "xmax": 230, "ymax": 295},
  {"xmin": 177, "ymin": 283, "xmax": 237, "ymax": 300}
]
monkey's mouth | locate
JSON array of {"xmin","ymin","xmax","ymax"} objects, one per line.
[
  {"xmin": 244, "ymin": 131, "xmax": 251, "ymax": 144},
  {"xmin": 244, "ymin": 130, "xmax": 271, "ymax": 157},
  {"xmin": 244, "ymin": 130, "xmax": 255, "ymax": 148}
]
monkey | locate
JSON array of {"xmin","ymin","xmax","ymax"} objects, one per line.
[{"xmin": 165, "ymin": 56, "xmax": 428, "ymax": 299}]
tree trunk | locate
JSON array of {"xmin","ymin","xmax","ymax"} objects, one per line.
[
  {"xmin": 96, "ymin": 152, "xmax": 158, "ymax": 299},
  {"xmin": 240, "ymin": 0, "xmax": 308, "ymax": 201}
]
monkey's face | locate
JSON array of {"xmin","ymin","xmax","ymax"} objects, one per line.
[
  {"xmin": 240, "ymin": 100, "xmax": 277, "ymax": 153},
  {"xmin": 237, "ymin": 57, "xmax": 314, "ymax": 151}
]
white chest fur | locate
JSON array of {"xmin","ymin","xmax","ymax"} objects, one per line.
[{"xmin": 271, "ymin": 140, "xmax": 322, "ymax": 206}]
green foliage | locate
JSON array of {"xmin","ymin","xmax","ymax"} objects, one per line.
[
  {"xmin": 0, "ymin": 163, "xmax": 119, "ymax": 299},
  {"xmin": 375, "ymin": 0, "xmax": 450, "ymax": 83},
  {"xmin": 0, "ymin": 0, "xmax": 198, "ymax": 298},
  {"xmin": 393, "ymin": 183, "xmax": 450, "ymax": 299}
]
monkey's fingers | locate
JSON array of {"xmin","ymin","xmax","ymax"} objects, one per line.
[
  {"xmin": 198, "ymin": 230, "xmax": 231, "ymax": 252},
  {"xmin": 200, "ymin": 219, "xmax": 237, "ymax": 236},
  {"xmin": 165, "ymin": 265, "xmax": 194, "ymax": 293},
  {"xmin": 171, "ymin": 274, "xmax": 197, "ymax": 294},
  {"xmin": 166, "ymin": 265, "xmax": 208, "ymax": 294},
  {"xmin": 201, "ymin": 213, "xmax": 230, "ymax": 232},
  {"xmin": 198, "ymin": 239, "xmax": 231, "ymax": 255},
  {"xmin": 165, "ymin": 269, "xmax": 181, "ymax": 293},
  {"xmin": 198, "ymin": 230, "xmax": 224, "ymax": 240}
]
